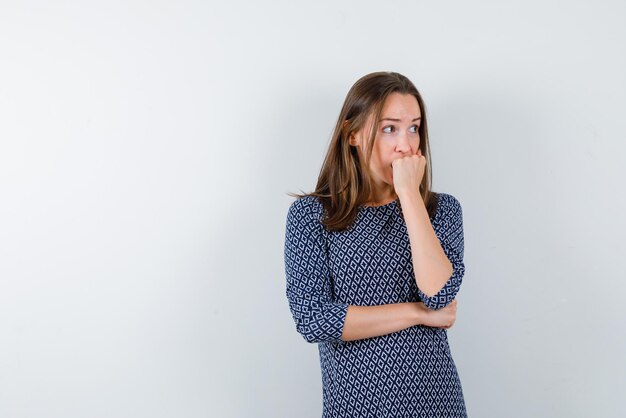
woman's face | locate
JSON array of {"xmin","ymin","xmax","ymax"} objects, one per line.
[{"xmin": 349, "ymin": 92, "xmax": 422, "ymax": 193}]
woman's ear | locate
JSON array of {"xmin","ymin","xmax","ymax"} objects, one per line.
[
  {"xmin": 348, "ymin": 132, "xmax": 357, "ymax": 146},
  {"xmin": 343, "ymin": 121, "xmax": 356, "ymax": 146}
]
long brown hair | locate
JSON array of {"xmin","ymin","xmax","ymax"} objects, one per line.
[{"xmin": 291, "ymin": 71, "xmax": 439, "ymax": 231}]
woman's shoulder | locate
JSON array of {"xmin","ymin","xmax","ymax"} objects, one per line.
[
  {"xmin": 432, "ymin": 191, "xmax": 463, "ymax": 225},
  {"xmin": 288, "ymin": 194, "xmax": 324, "ymax": 214},
  {"xmin": 286, "ymin": 195, "xmax": 326, "ymax": 228},
  {"xmin": 435, "ymin": 192, "xmax": 462, "ymax": 210}
]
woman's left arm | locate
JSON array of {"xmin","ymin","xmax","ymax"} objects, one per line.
[{"xmin": 398, "ymin": 191, "xmax": 465, "ymax": 310}]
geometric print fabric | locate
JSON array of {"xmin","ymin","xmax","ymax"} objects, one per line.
[{"xmin": 284, "ymin": 192, "xmax": 467, "ymax": 417}]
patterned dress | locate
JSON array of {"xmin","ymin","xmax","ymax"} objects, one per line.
[{"xmin": 284, "ymin": 192, "xmax": 467, "ymax": 418}]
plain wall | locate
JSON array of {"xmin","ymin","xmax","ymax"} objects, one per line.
[{"xmin": 1, "ymin": 1, "xmax": 625, "ymax": 417}]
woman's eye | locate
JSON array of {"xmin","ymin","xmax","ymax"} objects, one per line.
[
  {"xmin": 382, "ymin": 126, "xmax": 394, "ymax": 133},
  {"xmin": 409, "ymin": 125, "xmax": 420, "ymax": 133}
]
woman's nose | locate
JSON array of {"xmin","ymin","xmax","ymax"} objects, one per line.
[{"xmin": 395, "ymin": 133, "xmax": 411, "ymax": 153}]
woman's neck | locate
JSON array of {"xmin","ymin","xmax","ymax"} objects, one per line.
[{"xmin": 365, "ymin": 187, "xmax": 398, "ymax": 206}]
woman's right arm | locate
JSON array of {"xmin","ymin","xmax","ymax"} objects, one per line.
[
  {"xmin": 285, "ymin": 197, "xmax": 457, "ymax": 344},
  {"xmin": 341, "ymin": 300, "xmax": 457, "ymax": 341}
]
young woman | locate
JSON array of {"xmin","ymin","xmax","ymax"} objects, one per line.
[{"xmin": 284, "ymin": 71, "xmax": 467, "ymax": 417}]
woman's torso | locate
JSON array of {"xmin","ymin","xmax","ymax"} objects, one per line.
[{"xmin": 318, "ymin": 197, "xmax": 466, "ymax": 418}]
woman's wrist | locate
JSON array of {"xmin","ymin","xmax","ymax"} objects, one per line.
[
  {"xmin": 397, "ymin": 189, "xmax": 422, "ymax": 204},
  {"xmin": 408, "ymin": 302, "xmax": 425, "ymax": 326}
]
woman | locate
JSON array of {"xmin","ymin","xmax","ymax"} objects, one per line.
[{"xmin": 284, "ymin": 71, "xmax": 467, "ymax": 417}]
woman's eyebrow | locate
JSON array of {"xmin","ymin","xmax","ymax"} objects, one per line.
[{"xmin": 379, "ymin": 117, "xmax": 422, "ymax": 122}]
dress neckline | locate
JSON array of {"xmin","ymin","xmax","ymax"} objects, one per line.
[{"xmin": 359, "ymin": 198, "xmax": 399, "ymax": 209}]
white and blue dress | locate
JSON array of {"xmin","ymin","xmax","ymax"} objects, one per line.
[{"xmin": 284, "ymin": 193, "xmax": 467, "ymax": 418}]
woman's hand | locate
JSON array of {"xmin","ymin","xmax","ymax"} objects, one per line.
[
  {"xmin": 391, "ymin": 149, "xmax": 426, "ymax": 199},
  {"xmin": 415, "ymin": 299, "xmax": 457, "ymax": 329}
]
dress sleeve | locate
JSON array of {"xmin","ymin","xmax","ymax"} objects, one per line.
[
  {"xmin": 284, "ymin": 197, "xmax": 349, "ymax": 343},
  {"xmin": 417, "ymin": 193, "xmax": 466, "ymax": 310}
]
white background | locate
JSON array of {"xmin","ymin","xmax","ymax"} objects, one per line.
[{"xmin": 1, "ymin": 1, "xmax": 625, "ymax": 417}]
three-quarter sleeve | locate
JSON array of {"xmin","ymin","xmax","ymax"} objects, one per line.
[
  {"xmin": 284, "ymin": 197, "xmax": 349, "ymax": 343},
  {"xmin": 417, "ymin": 193, "xmax": 466, "ymax": 310}
]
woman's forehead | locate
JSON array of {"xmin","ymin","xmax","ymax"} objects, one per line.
[{"xmin": 380, "ymin": 93, "xmax": 421, "ymax": 120}]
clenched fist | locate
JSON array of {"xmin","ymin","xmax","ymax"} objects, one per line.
[
  {"xmin": 391, "ymin": 148, "xmax": 426, "ymax": 198},
  {"xmin": 416, "ymin": 299, "xmax": 457, "ymax": 329}
]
